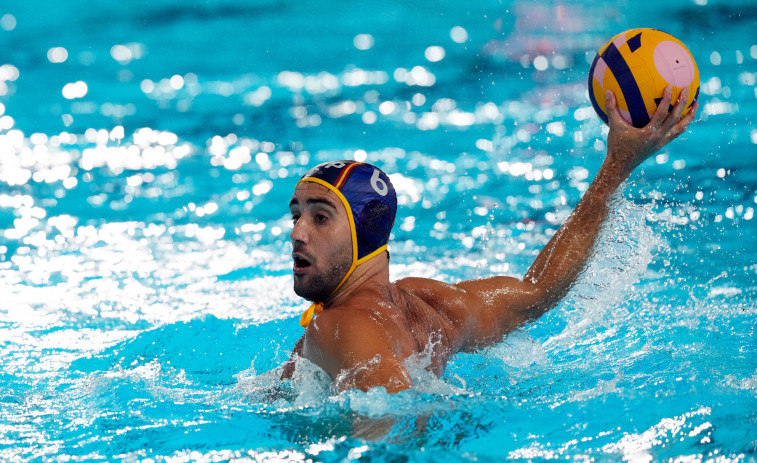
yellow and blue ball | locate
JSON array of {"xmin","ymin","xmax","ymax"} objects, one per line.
[{"xmin": 588, "ymin": 28, "xmax": 699, "ymax": 128}]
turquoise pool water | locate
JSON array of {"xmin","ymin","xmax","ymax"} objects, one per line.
[{"xmin": 1, "ymin": 0, "xmax": 756, "ymax": 461}]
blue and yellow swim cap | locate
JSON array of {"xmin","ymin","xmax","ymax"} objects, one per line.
[{"xmin": 298, "ymin": 160, "xmax": 397, "ymax": 327}]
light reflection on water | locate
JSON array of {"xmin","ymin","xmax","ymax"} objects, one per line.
[{"xmin": 1, "ymin": 0, "xmax": 757, "ymax": 461}]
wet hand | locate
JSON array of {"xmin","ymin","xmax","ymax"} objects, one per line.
[{"xmin": 605, "ymin": 86, "xmax": 698, "ymax": 176}]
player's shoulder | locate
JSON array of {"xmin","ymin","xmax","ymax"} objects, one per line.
[
  {"xmin": 309, "ymin": 295, "xmax": 397, "ymax": 340},
  {"xmin": 306, "ymin": 297, "xmax": 409, "ymax": 364},
  {"xmin": 394, "ymin": 276, "xmax": 465, "ymax": 302}
]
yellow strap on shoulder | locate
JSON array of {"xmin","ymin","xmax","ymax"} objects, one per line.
[{"xmin": 299, "ymin": 302, "xmax": 324, "ymax": 327}]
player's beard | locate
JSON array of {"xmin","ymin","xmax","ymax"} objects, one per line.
[{"xmin": 293, "ymin": 241, "xmax": 352, "ymax": 302}]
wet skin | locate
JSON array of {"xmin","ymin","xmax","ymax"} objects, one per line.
[{"xmin": 281, "ymin": 88, "xmax": 698, "ymax": 393}]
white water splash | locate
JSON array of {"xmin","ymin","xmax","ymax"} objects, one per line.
[
  {"xmin": 485, "ymin": 329, "xmax": 550, "ymax": 368},
  {"xmin": 402, "ymin": 338, "xmax": 469, "ymax": 395},
  {"xmin": 602, "ymin": 407, "xmax": 713, "ymax": 461},
  {"xmin": 544, "ymin": 191, "xmax": 661, "ymax": 349}
]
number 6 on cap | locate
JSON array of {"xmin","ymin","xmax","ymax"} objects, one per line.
[{"xmin": 370, "ymin": 169, "xmax": 388, "ymax": 196}]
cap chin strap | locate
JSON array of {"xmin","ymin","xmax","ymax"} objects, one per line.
[
  {"xmin": 297, "ymin": 176, "xmax": 387, "ymax": 328},
  {"xmin": 299, "ymin": 302, "xmax": 323, "ymax": 327}
]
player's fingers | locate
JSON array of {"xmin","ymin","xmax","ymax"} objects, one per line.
[
  {"xmin": 662, "ymin": 87, "xmax": 690, "ymax": 132},
  {"xmin": 648, "ymin": 86, "xmax": 672, "ymax": 130},
  {"xmin": 668, "ymin": 101, "xmax": 698, "ymax": 139}
]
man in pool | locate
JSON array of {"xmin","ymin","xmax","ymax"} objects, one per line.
[{"xmin": 281, "ymin": 88, "xmax": 697, "ymax": 393}]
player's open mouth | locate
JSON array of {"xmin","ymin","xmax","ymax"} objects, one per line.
[{"xmin": 293, "ymin": 255, "xmax": 311, "ymax": 271}]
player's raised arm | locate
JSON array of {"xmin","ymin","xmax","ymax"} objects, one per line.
[
  {"xmin": 522, "ymin": 87, "xmax": 696, "ymax": 303},
  {"xmin": 450, "ymin": 87, "xmax": 697, "ymax": 346}
]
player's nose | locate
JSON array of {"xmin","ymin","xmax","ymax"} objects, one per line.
[{"xmin": 289, "ymin": 216, "xmax": 309, "ymax": 243}]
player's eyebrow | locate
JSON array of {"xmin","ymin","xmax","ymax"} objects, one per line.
[{"xmin": 289, "ymin": 197, "xmax": 338, "ymax": 211}]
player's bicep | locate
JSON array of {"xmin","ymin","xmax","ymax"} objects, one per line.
[{"xmin": 453, "ymin": 275, "xmax": 547, "ymax": 336}]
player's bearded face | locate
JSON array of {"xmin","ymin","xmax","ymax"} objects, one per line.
[{"xmin": 290, "ymin": 182, "xmax": 353, "ymax": 302}]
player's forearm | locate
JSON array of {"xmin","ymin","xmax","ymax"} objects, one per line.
[{"xmin": 522, "ymin": 159, "xmax": 629, "ymax": 307}]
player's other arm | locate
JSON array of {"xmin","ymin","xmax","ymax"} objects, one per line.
[
  {"xmin": 280, "ymin": 336, "xmax": 304, "ymax": 380},
  {"xmin": 452, "ymin": 87, "xmax": 697, "ymax": 343}
]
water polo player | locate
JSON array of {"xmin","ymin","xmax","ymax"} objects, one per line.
[{"xmin": 281, "ymin": 88, "xmax": 697, "ymax": 393}]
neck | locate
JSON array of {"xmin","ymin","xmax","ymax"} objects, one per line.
[{"xmin": 324, "ymin": 252, "xmax": 390, "ymax": 308}]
